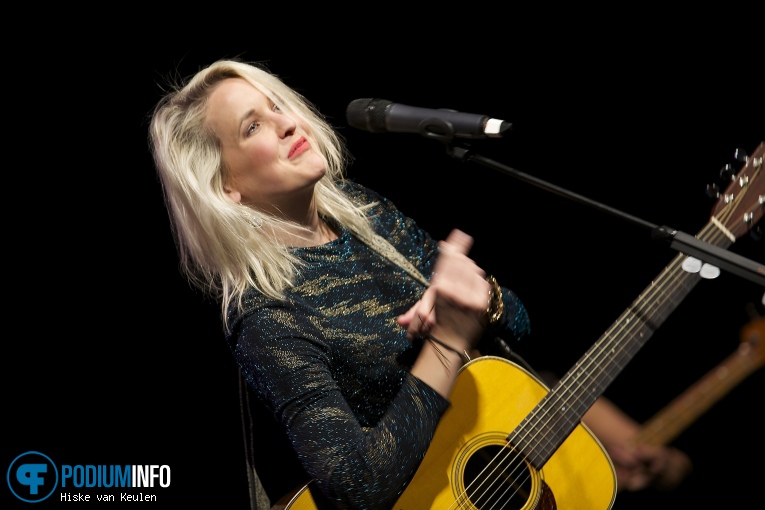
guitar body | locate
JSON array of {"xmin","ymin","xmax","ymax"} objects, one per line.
[
  {"xmin": 393, "ymin": 356, "xmax": 616, "ymax": 509},
  {"xmin": 276, "ymin": 356, "xmax": 617, "ymax": 510}
]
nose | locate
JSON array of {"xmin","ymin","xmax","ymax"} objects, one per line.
[{"xmin": 275, "ymin": 112, "xmax": 297, "ymax": 138}]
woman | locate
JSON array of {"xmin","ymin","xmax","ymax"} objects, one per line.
[{"xmin": 149, "ymin": 59, "xmax": 690, "ymax": 509}]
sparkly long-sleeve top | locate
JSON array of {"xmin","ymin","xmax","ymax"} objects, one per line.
[{"xmin": 226, "ymin": 181, "xmax": 530, "ymax": 510}]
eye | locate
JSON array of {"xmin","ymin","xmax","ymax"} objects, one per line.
[
  {"xmin": 244, "ymin": 103, "xmax": 282, "ymax": 137},
  {"xmin": 246, "ymin": 121, "xmax": 260, "ymax": 136}
]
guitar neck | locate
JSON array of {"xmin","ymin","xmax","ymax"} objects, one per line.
[
  {"xmin": 635, "ymin": 317, "xmax": 765, "ymax": 446},
  {"xmin": 509, "ymin": 142, "xmax": 763, "ymax": 469},
  {"xmin": 510, "ymin": 222, "xmax": 734, "ymax": 469}
]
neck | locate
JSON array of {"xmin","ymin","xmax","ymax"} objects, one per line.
[
  {"xmin": 258, "ymin": 219, "xmax": 334, "ymax": 249},
  {"xmin": 283, "ymin": 211, "xmax": 338, "ymax": 248},
  {"xmin": 266, "ymin": 188, "xmax": 338, "ymax": 247}
]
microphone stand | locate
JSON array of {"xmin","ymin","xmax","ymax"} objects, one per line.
[{"xmin": 444, "ymin": 144, "xmax": 765, "ymax": 287}]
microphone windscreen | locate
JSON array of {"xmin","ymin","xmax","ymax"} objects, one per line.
[{"xmin": 346, "ymin": 98, "xmax": 391, "ymax": 133}]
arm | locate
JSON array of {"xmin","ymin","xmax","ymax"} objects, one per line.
[
  {"xmin": 583, "ymin": 396, "xmax": 693, "ymax": 492},
  {"xmin": 404, "ymin": 229, "xmax": 490, "ymax": 398},
  {"xmin": 232, "ymin": 300, "xmax": 450, "ymax": 510}
]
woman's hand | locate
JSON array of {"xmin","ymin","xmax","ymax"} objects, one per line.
[
  {"xmin": 398, "ymin": 229, "xmax": 489, "ymax": 350},
  {"xmin": 404, "ymin": 229, "xmax": 492, "ymax": 397}
]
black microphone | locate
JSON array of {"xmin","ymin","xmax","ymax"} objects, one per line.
[{"xmin": 346, "ymin": 98, "xmax": 512, "ymax": 141}]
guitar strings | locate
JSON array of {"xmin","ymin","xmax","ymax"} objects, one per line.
[
  {"xmin": 445, "ymin": 232, "xmax": 713, "ymax": 507},
  {"xmin": 502, "ymin": 162, "xmax": 752, "ymax": 502},
  {"xmin": 505, "ymin": 197, "xmax": 735, "ymax": 497},
  {"xmin": 631, "ymin": 168, "xmax": 765, "ymax": 445},
  {"xmin": 447, "ymin": 156, "xmax": 758, "ymax": 509},
  {"xmin": 469, "ymin": 214, "xmax": 721, "ymax": 507}
]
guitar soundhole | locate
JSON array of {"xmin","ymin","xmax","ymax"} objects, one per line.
[{"xmin": 463, "ymin": 444, "xmax": 532, "ymax": 510}]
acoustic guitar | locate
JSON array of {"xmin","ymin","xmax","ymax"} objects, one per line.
[
  {"xmin": 273, "ymin": 142, "xmax": 764, "ymax": 510},
  {"xmin": 634, "ymin": 314, "xmax": 765, "ymax": 447}
]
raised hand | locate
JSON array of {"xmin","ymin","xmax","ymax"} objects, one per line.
[{"xmin": 398, "ymin": 229, "xmax": 489, "ymax": 352}]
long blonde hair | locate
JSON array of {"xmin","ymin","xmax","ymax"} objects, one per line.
[{"xmin": 149, "ymin": 59, "xmax": 376, "ymax": 330}]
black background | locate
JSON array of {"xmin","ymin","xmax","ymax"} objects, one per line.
[{"xmin": 3, "ymin": 18, "xmax": 763, "ymax": 509}]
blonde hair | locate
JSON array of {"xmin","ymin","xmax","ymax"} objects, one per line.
[{"xmin": 149, "ymin": 59, "xmax": 375, "ymax": 330}]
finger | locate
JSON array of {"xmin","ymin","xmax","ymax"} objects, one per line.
[
  {"xmin": 631, "ymin": 444, "xmax": 664, "ymax": 463},
  {"xmin": 397, "ymin": 306, "xmax": 416, "ymax": 328},
  {"xmin": 407, "ymin": 289, "xmax": 436, "ymax": 339},
  {"xmin": 607, "ymin": 444, "xmax": 639, "ymax": 467},
  {"xmin": 625, "ymin": 473, "xmax": 651, "ymax": 492},
  {"xmin": 398, "ymin": 292, "xmax": 436, "ymax": 339},
  {"xmin": 440, "ymin": 229, "xmax": 473, "ymax": 256}
]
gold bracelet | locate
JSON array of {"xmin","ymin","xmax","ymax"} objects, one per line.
[{"xmin": 485, "ymin": 275, "xmax": 504, "ymax": 325}]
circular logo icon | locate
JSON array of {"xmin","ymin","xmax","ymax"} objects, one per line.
[{"xmin": 7, "ymin": 451, "xmax": 58, "ymax": 503}]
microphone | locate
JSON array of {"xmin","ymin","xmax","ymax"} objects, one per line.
[{"xmin": 346, "ymin": 98, "xmax": 512, "ymax": 141}]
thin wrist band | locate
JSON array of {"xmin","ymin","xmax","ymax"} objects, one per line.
[{"xmin": 426, "ymin": 334, "xmax": 472, "ymax": 364}]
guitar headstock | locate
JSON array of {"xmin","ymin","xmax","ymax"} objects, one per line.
[{"xmin": 711, "ymin": 141, "xmax": 765, "ymax": 240}]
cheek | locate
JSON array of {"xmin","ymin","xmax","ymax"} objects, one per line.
[
  {"xmin": 243, "ymin": 138, "xmax": 280, "ymax": 168},
  {"xmin": 226, "ymin": 139, "xmax": 279, "ymax": 179}
]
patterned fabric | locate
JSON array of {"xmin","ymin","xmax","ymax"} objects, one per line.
[{"xmin": 226, "ymin": 181, "xmax": 530, "ymax": 510}]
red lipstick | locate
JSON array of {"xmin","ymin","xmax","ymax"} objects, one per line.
[{"xmin": 289, "ymin": 137, "xmax": 310, "ymax": 159}]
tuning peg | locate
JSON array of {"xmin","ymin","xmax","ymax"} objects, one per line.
[
  {"xmin": 705, "ymin": 182, "xmax": 720, "ymax": 199},
  {"xmin": 733, "ymin": 147, "xmax": 749, "ymax": 163},
  {"xmin": 706, "ymin": 147, "xmax": 751, "ymax": 199},
  {"xmin": 719, "ymin": 163, "xmax": 737, "ymax": 181},
  {"xmin": 750, "ymin": 225, "xmax": 763, "ymax": 242}
]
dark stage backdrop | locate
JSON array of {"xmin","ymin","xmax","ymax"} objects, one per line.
[{"xmin": 3, "ymin": 32, "xmax": 762, "ymax": 509}]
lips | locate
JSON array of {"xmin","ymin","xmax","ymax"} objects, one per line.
[{"xmin": 289, "ymin": 137, "xmax": 310, "ymax": 159}]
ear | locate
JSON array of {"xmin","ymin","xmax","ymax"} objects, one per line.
[{"xmin": 223, "ymin": 185, "xmax": 242, "ymax": 204}]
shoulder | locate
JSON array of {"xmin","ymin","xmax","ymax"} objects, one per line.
[
  {"xmin": 338, "ymin": 180, "xmax": 406, "ymax": 222},
  {"xmin": 338, "ymin": 179, "xmax": 386, "ymax": 206},
  {"xmin": 225, "ymin": 290, "xmax": 285, "ymax": 338},
  {"xmin": 225, "ymin": 291, "xmax": 324, "ymax": 351}
]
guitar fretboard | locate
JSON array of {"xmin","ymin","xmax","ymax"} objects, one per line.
[{"xmin": 509, "ymin": 226, "xmax": 733, "ymax": 469}]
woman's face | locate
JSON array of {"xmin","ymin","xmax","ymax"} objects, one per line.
[{"xmin": 206, "ymin": 77, "xmax": 326, "ymax": 217}]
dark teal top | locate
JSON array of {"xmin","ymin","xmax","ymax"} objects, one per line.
[{"xmin": 226, "ymin": 181, "xmax": 530, "ymax": 509}]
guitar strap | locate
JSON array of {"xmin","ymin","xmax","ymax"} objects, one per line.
[
  {"xmin": 351, "ymin": 229, "xmax": 431, "ymax": 288},
  {"xmin": 239, "ymin": 369, "xmax": 271, "ymax": 510}
]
